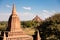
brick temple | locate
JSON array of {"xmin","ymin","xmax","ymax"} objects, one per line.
[
  {"xmin": 33, "ymin": 15, "xmax": 42, "ymax": 22},
  {"xmin": 3, "ymin": 4, "xmax": 41, "ymax": 40}
]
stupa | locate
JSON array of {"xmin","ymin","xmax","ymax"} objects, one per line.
[{"xmin": 3, "ymin": 4, "xmax": 33, "ymax": 40}]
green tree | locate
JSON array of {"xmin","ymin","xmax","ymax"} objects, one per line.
[{"xmin": 38, "ymin": 13, "xmax": 60, "ymax": 40}]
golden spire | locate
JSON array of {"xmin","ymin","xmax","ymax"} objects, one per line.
[{"xmin": 12, "ymin": 4, "xmax": 16, "ymax": 14}]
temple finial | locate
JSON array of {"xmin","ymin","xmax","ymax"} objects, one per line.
[
  {"xmin": 36, "ymin": 30, "xmax": 41, "ymax": 40},
  {"xmin": 12, "ymin": 4, "xmax": 16, "ymax": 14},
  {"xmin": 3, "ymin": 32, "xmax": 6, "ymax": 40}
]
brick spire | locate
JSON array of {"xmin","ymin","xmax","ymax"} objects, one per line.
[
  {"xmin": 3, "ymin": 32, "xmax": 6, "ymax": 40},
  {"xmin": 7, "ymin": 4, "xmax": 22, "ymax": 32},
  {"xmin": 12, "ymin": 4, "xmax": 16, "ymax": 14},
  {"xmin": 36, "ymin": 30, "xmax": 41, "ymax": 40}
]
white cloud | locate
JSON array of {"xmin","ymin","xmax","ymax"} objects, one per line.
[
  {"xmin": 0, "ymin": 10, "xmax": 56, "ymax": 21},
  {"xmin": 18, "ymin": 12, "xmax": 35, "ymax": 21},
  {"xmin": 0, "ymin": 13, "xmax": 11, "ymax": 21},
  {"xmin": 22, "ymin": 7, "xmax": 31, "ymax": 10},
  {"xmin": 39, "ymin": 10, "xmax": 56, "ymax": 20},
  {"xmin": 6, "ymin": 4, "xmax": 11, "ymax": 8},
  {"xmin": 42, "ymin": 10, "xmax": 49, "ymax": 13}
]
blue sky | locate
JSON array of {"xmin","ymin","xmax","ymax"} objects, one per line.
[{"xmin": 0, "ymin": 0, "xmax": 60, "ymax": 21}]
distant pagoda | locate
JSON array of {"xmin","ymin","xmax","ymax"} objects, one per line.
[{"xmin": 33, "ymin": 15, "xmax": 42, "ymax": 22}]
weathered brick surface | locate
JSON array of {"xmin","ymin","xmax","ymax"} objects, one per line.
[{"xmin": 4, "ymin": 4, "xmax": 33, "ymax": 40}]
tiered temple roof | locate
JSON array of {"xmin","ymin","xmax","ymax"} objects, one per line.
[{"xmin": 33, "ymin": 15, "xmax": 42, "ymax": 22}]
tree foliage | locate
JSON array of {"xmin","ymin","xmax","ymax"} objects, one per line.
[
  {"xmin": 0, "ymin": 21, "xmax": 7, "ymax": 31},
  {"xmin": 38, "ymin": 13, "xmax": 60, "ymax": 40},
  {"xmin": 21, "ymin": 20, "xmax": 42, "ymax": 28}
]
